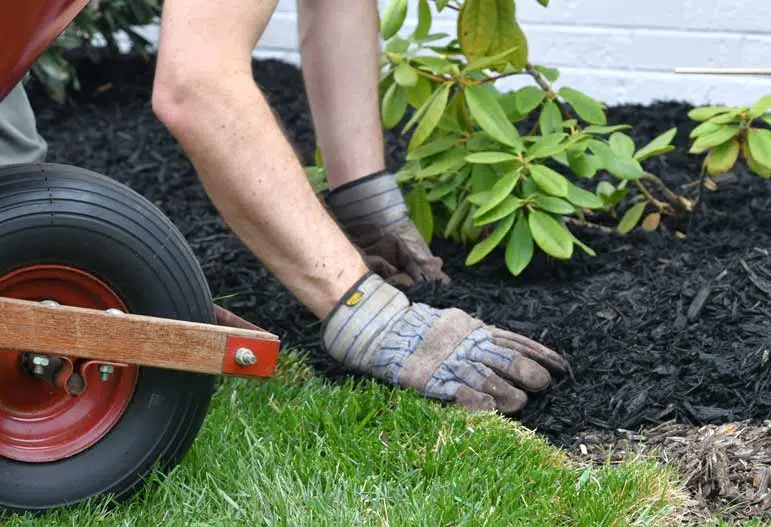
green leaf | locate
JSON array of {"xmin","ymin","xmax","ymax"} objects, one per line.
[
  {"xmin": 427, "ymin": 170, "xmax": 468, "ymax": 201},
  {"xmin": 687, "ymin": 106, "xmax": 734, "ymax": 121},
  {"xmin": 417, "ymin": 146, "xmax": 467, "ymax": 178},
  {"xmin": 710, "ymin": 110, "xmax": 743, "ymax": 125},
  {"xmin": 412, "ymin": 56, "xmax": 456, "ymax": 73},
  {"xmin": 465, "ymin": 45, "xmax": 522, "ymax": 72},
  {"xmin": 609, "ymin": 132, "xmax": 636, "ymax": 159},
  {"xmin": 471, "ymin": 163, "xmax": 499, "ymax": 193},
  {"xmin": 474, "ymin": 195, "xmax": 523, "ymax": 226},
  {"xmin": 589, "ymin": 140, "xmax": 644, "ymax": 180},
  {"xmin": 747, "ymin": 128, "xmax": 771, "ymax": 169},
  {"xmin": 380, "ymin": 0, "xmax": 408, "ymax": 39},
  {"xmin": 527, "ymin": 133, "xmax": 569, "ymax": 159},
  {"xmin": 465, "ymin": 151, "xmax": 519, "ymax": 164},
  {"xmin": 689, "ymin": 120, "xmax": 721, "ymax": 139},
  {"xmin": 558, "ymin": 87, "xmax": 607, "ymax": 125},
  {"xmin": 567, "ymin": 149, "xmax": 599, "ymax": 178},
  {"xmin": 528, "ymin": 164, "xmax": 569, "ymax": 197},
  {"xmin": 515, "ymin": 86, "xmax": 546, "ymax": 114},
  {"xmin": 407, "ymin": 136, "xmax": 459, "ymax": 160},
  {"xmin": 413, "ymin": 0, "xmax": 432, "ymax": 40},
  {"xmin": 566, "ymin": 182, "xmax": 604, "ymax": 209},
  {"xmin": 705, "ymin": 138, "xmax": 740, "ymax": 176},
  {"xmin": 505, "ymin": 214, "xmax": 534, "ymax": 276},
  {"xmin": 474, "ymin": 168, "xmax": 521, "ymax": 216},
  {"xmin": 394, "ymin": 62, "xmax": 419, "ymax": 87},
  {"xmin": 617, "ymin": 201, "xmax": 646, "ymax": 234},
  {"xmin": 405, "ymin": 185, "xmax": 434, "ymax": 242},
  {"xmin": 528, "ymin": 210, "xmax": 573, "ymax": 259},
  {"xmin": 444, "ymin": 198, "xmax": 471, "ymax": 237},
  {"xmin": 539, "ymin": 100, "xmax": 562, "ymax": 135},
  {"xmin": 570, "ymin": 231, "xmax": 596, "ymax": 256},
  {"xmin": 533, "ymin": 64, "xmax": 559, "ymax": 82},
  {"xmin": 584, "ymin": 124, "xmax": 632, "ymax": 135},
  {"xmin": 688, "ymin": 125, "xmax": 741, "ymax": 154},
  {"xmin": 534, "ymin": 195, "xmax": 575, "ymax": 215},
  {"xmin": 635, "ymin": 127, "xmax": 677, "ymax": 161},
  {"xmin": 457, "ymin": 0, "xmax": 497, "ymax": 63},
  {"xmin": 382, "ymin": 82, "xmax": 408, "ymax": 128},
  {"xmin": 465, "ymin": 84, "xmax": 523, "ymax": 150},
  {"xmin": 408, "ymin": 83, "xmax": 451, "ymax": 150},
  {"xmin": 466, "ymin": 213, "xmax": 515, "ymax": 265},
  {"xmin": 408, "ymin": 76, "xmax": 434, "ymax": 108}
]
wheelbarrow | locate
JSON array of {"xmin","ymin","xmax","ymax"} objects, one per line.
[{"xmin": 0, "ymin": 1, "xmax": 281, "ymax": 513}]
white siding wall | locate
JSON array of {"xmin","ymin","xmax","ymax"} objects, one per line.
[{"xmin": 251, "ymin": 0, "xmax": 771, "ymax": 106}]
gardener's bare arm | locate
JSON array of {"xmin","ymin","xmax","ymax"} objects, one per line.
[
  {"xmin": 151, "ymin": 0, "xmax": 569, "ymax": 413},
  {"xmin": 151, "ymin": 0, "xmax": 368, "ymax": 319},
  {"xmin": 297, "ymin": 0, "xmax": 450, "ymax": 285}
]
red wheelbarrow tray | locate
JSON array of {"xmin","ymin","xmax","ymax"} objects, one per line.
[{"xmin": 0, "ymin": 1, "xmax": 281, "ymax": 380}]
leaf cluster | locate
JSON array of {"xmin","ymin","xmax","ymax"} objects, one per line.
[{"xmin": 29, "ymin": 0, "xmax": 160, "ymax": 102}]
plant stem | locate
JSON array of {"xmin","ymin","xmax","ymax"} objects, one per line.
[
  {"xmin": 643, "ymin": 172, "xmax": 693, "ymax": 212},
  {"xmin": 687, "ymin": 163, "xmax": 708, "ymax": 232},
  {"xmin": 634, "ymin": 180, "xmax": 669, "ymax": 212},
  {"xmin": 564, "ymin": 217, "xmax": 624, "ymax": 236},
  {"xmin": 476, "ymin": 70, "xmax": 524, "ymax": 85},
  {"xmin": 525, "ymin": 63, "xmax": 572, "ymax": 119}
]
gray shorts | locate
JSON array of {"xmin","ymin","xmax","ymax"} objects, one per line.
[{"xmin": 0, "ymin": 82, "xmax": 48, "ymax": 165}]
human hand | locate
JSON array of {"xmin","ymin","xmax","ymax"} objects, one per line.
[
  {"xmin": 322, "ymin": 273, "xmax": 569, "ymax": 413},
  {"xmin": 325, "ymin": 170, "xmax": 451, "ymax": 286}
]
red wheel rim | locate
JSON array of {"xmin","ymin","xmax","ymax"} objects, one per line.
[{"xmin": 0, "ymin": 265, "xmax": 138, "ymax": 463}]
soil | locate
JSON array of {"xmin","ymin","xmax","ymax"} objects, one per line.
[{"xmin": 22, "ymin": 55, "xmax": 771, "ymax": 524}]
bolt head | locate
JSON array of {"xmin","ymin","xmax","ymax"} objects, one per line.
[
  {"xmin": 31, "ymin": 355, "xmax": 50, "ymax": 367},
  {"xmin": 234, "ymin": 347, "xmax": 257, "ymax": 366}
]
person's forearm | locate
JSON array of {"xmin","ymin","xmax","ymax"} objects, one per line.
[
  {"xmin": 152, "ymin": 0, "xmax": 368, "ymax": 320},
  {"xmin": 297, "ymin": 0, "xmax": 385, "ymax": 189}
]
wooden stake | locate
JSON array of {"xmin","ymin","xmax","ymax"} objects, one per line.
[{"xmin": 0, "ymin": 296, "xmax": 280, "ymax": 378}]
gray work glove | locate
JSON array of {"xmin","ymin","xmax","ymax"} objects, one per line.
[
  {"xmin": 325, "ymin": 170, "xmax": 451, "ymax": 287},
  {"xmin": 322, "ymin": 273, "xmax": 569, "ymax": 413}
]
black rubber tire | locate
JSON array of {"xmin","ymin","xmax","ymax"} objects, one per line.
[{"xmin": 0, "ymin": 163, "xmax": 217, "ymax": 513}]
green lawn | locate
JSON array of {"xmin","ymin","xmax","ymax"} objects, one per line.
[{"xmin": 0, "ymin": 350, "xmax": 709, "ymax": 526}]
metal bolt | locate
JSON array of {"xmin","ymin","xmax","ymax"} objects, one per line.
[
  {"xmin": 234, "ymin": 347, "xmax": 257, "ymax": 367},
  {"xmin": 99, "ymin": 364, "xmax": 114, "ymax": 381},
  {"xmin": 105, "ymin": 308, "xmax": 123, "ymax": 315},
  {"xmin": 40, "ymin": 299, "xmax": 60, "ymax": 307},
  {"xmin": 30, "ymin": 355, "xmax": 50, "ymax": 376}
]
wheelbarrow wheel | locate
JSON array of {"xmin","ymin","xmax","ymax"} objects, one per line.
[{"xmin": 0, "ymin": 163, "xmax": 217, "ymax": 512}]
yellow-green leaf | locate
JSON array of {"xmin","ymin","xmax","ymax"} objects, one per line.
[
  {"xmin": 609, "ymin": 132, "xmax": 636, "ymax": 158},
  {"xmin": 505, "ymin": 213, "xmax": 533, "ymax": 276},
  {"xmin": 394, "ymin": 62, "xmax": 419, "ymax": 87},
  {"xmin": 528, "ymin": 210, "xmax": 573, "ymax": 259},
  {"xmin": 413, "ymin": 0, "xmax": 432, "ymax": 40},
  {"xmin": 444, "ymin": 198, "xmax": 471, "ymax": 237},
  {"xmin": 382, "ymin": 82, "xmax": 408, "ymax": 128},
  {"xmin": 408, "ymin": 76, "xmax": 434, "ymax": 109},
  {"xmin": 465, "ymin": 84, "xmax": 523, "ymax": 150},
  {"xmin": 559, "ymin": 87, "xmax": 606, "ymax": 125},
  {"xmin": 539, "ymin": 99, "xmax": 562, "ymax": 135},
  {"xmin": 408, "ymin": 83, "xmax": 451, "ymax": 150},
  {"xmin": 528, "ymin": 164, "xmax": 569, "ymax": 197},
  {"xmin": 466, "ymin": 212, "xmax": 515, "ymax": 265},
  {"xmin": 705, "ymin": 138, "xmax": 740, "ymax": 176},
  {"xmin": 466, "ymin": 151, "xmax": 519, "ymax": 164},
  {"xmin": 380, "ymin": 0, "xmax": 408, "ymax": 39},
  {"xmin": 417, "ymin": 147, "xmax": 467, "ymax": 178},
  {"xmin": 687, "ymin": 106, "xmax": 734, "ymax": 122},
  {"xmin": 515, "ymin": 86, "xmax": 546, "ymax": 114},
  {"xmin": 486, "ymin": 0, "xmax": 528, "ymax": 71},
  {"xmin": 534, "ymin": 195, "xmax": 575, "ymax": 215},
  {"xmin": 566, "ymin": 181, "xmax": 604, "ymax": 209},
  {"xmin": 689, "ymin": 121, "xmax": 721, "ymax": 139},
  {"xmin": 406, "ymin": 185, "xmax": 434, "ymax": 242},
  {"xmin": 617, "ymin": 201, "xmax": 646, "ymax": 234},
  {"xmin": 474, "ymin": 168, "xmax": 521, "ymax": 217},
  {"xmin": 742, "ymin": 141, "xmax": 771, "ymax": 178},
  {"xmin": 474, "ymin": 195, "xmax": 523, "ymax": 226},
  {"xmin": 527, "ymin": 133, "xmax": 568, "ymax": 159},
  {"xmin": 747, "ymin": 127, "xmax": 771, "ymax": 169},
  {"xmin": 407, "ymin": 136, "xmax": 458, "ymax": 160},
  {"xmin": 689, "ymin": 125, "xmax": 741, "ymax": 154},
  {"xmin": 635, "ymin": 127, "xmax": 677, "ymax": 161},
  {"xmin": 457, "ymin": 0, "xmax": 497, "ymax": 63}
]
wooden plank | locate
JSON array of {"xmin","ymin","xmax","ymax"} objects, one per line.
[{"xmin": 0, "ymin": 296, "xmax": 280, "ymax": 376}]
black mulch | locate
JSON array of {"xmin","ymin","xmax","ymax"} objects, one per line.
[{"xmin": 23, "ymin": 54, "xmax": 771, "ymax": 520}]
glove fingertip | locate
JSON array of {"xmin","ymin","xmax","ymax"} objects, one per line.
[{"xmin": 454, "ymin": 386, "xmax": 496, "ymax": 412}]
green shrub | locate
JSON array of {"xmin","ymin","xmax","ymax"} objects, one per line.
[
  {"xmin": 309, "ymin": 0, "xmax": 694, "ymax": 276},
  {"xmin": 30, "ymin": 0, "xmax": 160, "ymax": 102}
]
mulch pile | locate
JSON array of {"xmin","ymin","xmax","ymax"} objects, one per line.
[{"xmin": 23, "ymin": 54, "xmax": 771, "ymax": 523}]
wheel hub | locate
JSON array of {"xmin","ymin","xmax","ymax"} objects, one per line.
[{"xmin": 0, "ymin": 265, "xmax": 138, "ymax": 463}]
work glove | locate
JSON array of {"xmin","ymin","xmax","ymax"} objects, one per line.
[
  {"xmin": 321, "ymin": 273, "xmax": 569, "ymax": 413},
  {"xmin": 325, "ymin": 170, "xmax": 451, "ymax": 287}
]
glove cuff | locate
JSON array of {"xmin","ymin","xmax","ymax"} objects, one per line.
[
  {"xmin": 321, "ymin": 271, "xmax": 410, "ymax": 372},
  {"xmin": 325, "ymin": 170, "xmax": 409, "ymax": 240}
]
